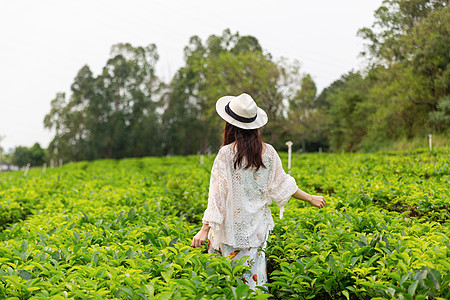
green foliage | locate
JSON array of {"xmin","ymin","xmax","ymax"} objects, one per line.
[
  {"xmin": 287, "ymin": 74, "xmax": 328, "ymax": 152},
  {"xmin": 43, "ymin": 2, "xmax": 449, "ymax": 158},
  {"xmin": 357, "ymin": 0, "xmax": 448, "ymax": 65},
  {"xmin": 167, "ymin": 29, "xmax": 299, "ymax": 152},
  {"xmin": 11, "ymin": 146, "xmax": 31, "ymax": 167},
  {"xmin": 0, "ymin": 149, "xmax": 449, "ymax": 298},
  {"xmin": 44, "ymin": 29, "xmax": 326, "ymax": 160},
  {"xmin": 319, "ymin": 1, "xmax": 450, "ymax": 152},
  {"xmin": 428, "ymin": 96, "xmax": 450, "ymax": 131},
  {"xmin": 324, "ymin": 72, "xmax": 374, "ymax": 152},
  {"xmin": 44, "ymin": 43, "xmax": 162, "ymax": 161},
  {"xmin": 29, "ymin": 143, "xmax": 47, "ymax": 167},
  {"xmin": 12, "ymin": 143, "xmax": 46, "ymax": 167},
  {"xmin": 0, "ymin": 135, "xmax": 4, "ymax": 153}
]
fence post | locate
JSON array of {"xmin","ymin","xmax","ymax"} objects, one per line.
[
  {"xmin": 428, "ymin": 134, "xmax": 432, "ymax": 151},
  {"xmin": 24, "ymin": 163, "xmax": 31, "ymax": 176},
  {"xmin": 285, "ymin": 141, "xmax": 293, "ymax": 174}
]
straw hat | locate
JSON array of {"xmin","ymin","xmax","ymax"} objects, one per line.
[{"xmin": 216, "ymin": 93, "xmax": 268, "ymax": 129}]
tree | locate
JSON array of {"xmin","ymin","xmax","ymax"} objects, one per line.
[
  {"xmin": 325, "ymin": 72, "xmax": 374, "ymax": 152},
  {"xmin": 162, "ymin": 70, "xmax": 203, "ymax": 155},
  {"xmin": 287, "ymin": 74, "xmax": 327, "ymax": 152},
  {"xmin": 29, "ymin": 143, "xmax": 46, "ymax": 166},
  {"xmin": 175, "ymin": 30, "xmax": 281, "ymax": 151},
  {"xmin": 167, "ymin": 29, "xmax": 307, "ymax": 153},
  {"xmin": 11, "ymin": 143, "xmax": 46, "ymax": 167},
  {"xmin": 12, "ymin": 146, "xmax": 30, "ymax": 167},
  {"xmin": 0, "ymin": 135, "xmax": 4, "ymax": 155},
  {"xmin": 330, "ymin": 0, "xmax": 450, "ymax": 150},
  {"xmin": 428, "ymin": 96, "xmax": 450, "ymax": 131},
  {"xmin": 358, "ymin": 0, "xmax": 448, "ymax": 66},
  {"xmin": 316, "ymin": 76, "xmax": 348, "ymax": 109},
  {"xmin": 44, "ymin": 43, "xmax": 163, "ymax": 160},
  {"xmin": 358, "ymin": 1, "xmax": 448, "ymax": 108},
  {"xmin": 0, "ymin": 135, "xmax": 4, "ymax": 164}
]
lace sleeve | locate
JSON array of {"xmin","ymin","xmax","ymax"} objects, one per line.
[
  {"xmin": 269, "ymin": 148, "xmax": 298, "ymax": 219},
  {"xmin": 202, "ymin": 148, "xmax": 228, "ymax": 230}
]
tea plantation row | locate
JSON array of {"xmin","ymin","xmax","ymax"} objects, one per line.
[{"xmin": 0, "ymin": 148, "xmax": 448, "ymax": 299}]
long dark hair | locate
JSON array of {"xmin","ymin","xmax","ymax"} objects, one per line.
[{"xmin": 222, "ymin": 122, "xmax": 266, "ymax": 170}]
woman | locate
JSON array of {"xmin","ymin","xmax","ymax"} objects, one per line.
[{"xmin": 191, "ymin": 93, "xmax": 326, "ymax": 289}]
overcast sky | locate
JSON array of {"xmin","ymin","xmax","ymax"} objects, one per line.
[{"xmin": 0, "ymin": 0, "xmax": 382, "ymax": 152}]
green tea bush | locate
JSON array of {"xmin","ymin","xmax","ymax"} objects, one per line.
[{"xmin": 0, "ymin": 149, "xmax": 448, "ymax": 299}]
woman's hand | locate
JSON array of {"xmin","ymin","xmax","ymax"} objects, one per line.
[
  {"xmin": 191, "ymin": 224, "xmax": 210, "ymax": 248},
  {"xmin": 308, "ymin": 195, "xmax": 326, "ymax": 208},
  {"xmin": 292, "ymin": 189, "xmax": 326, "ymax": 208}
]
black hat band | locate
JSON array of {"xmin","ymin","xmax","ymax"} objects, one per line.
[{"xmin": 225, "ymin": 102, "xmax": 257, "ymax": 123}]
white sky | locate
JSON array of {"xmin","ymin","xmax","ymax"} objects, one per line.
[{"xmin": 0, "ymin": 0, "xmax": 382, "ymax": 151}]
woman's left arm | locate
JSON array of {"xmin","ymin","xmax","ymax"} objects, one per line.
[{"xmin": 291, "ymin": 188, "xmax": 326, "ymax": 208}]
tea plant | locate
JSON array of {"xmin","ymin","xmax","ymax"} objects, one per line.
[{"xmin": 0, "ymin": 148, "xmax": 448, "ymax": 299}]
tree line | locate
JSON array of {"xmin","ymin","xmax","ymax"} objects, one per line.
[{"xmin": 41, "ymin": 0, "xmax": 448, "ymax": 163}]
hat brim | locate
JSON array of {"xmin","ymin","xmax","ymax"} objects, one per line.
[{"xmin": 216, "ymin": 95, "xmax": 268, "ymax": 129}]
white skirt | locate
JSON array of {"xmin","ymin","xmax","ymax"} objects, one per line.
[{"xmin": 208, "ymin": 239, "xmax": 268, "ymax": 290}]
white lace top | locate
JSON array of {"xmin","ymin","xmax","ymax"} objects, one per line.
[{"xmin": 202, "ymin": 143, "xmax": 298, "ymax": 251}]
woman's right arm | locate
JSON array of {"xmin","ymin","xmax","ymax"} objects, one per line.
[
  {"xmin": 291, "ymin": 189, "xmax": 326, "ymax": 208},
  {"xmin": 191, "ymin": 148, "xmax": 227, "ymax": 248}
]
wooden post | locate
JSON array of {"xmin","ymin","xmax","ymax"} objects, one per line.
[
  {"xmin": 50, "ymin": 159, "xmax": 54, "ymax": 169},
  {"xmin": 285, "ymin": 141, "xmax": 293, "ymax": 174},
  {"xmin": 24, "ymin": 163, "xmax": 30, "ymax": 176},
  {"xmin": 42, "ymin": 163, "xmax": 47, "ymax": 175},
  {"xmin": 428, "ymin": 134, "xmax": 432, "ymax": 151},
  {"xmin": 200, "ymin": 155, "xmax": 204, "ymax": 165},
  {"xmin": 59, "ymin": 159, "xmax": 63, "ymax": 167},
  {"xmin": 319, "ymin": 147, "xmax": 322, "ymax": 153}
]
